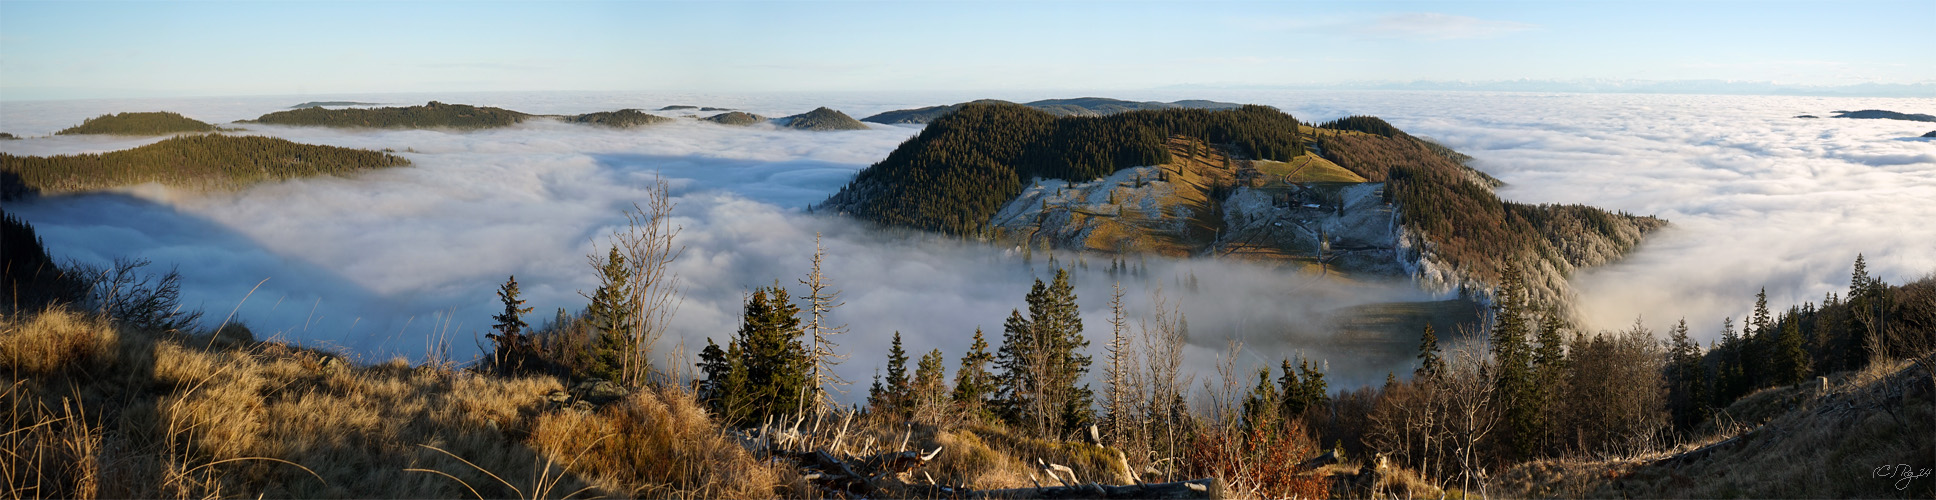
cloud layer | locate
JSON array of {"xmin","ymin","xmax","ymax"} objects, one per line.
[{"xmin": 4, "ymin": 90, "xmax": 1931, "ymax": 402}]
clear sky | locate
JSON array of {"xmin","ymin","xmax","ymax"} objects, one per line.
[{"xmin": 2, "ymin": 0, "xmax": 1931, "ymax": 100}]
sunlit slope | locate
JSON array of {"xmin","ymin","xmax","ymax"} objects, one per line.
[{"xmin": 0, "ymin": 135, "xmax": 409, "ymax": 198}]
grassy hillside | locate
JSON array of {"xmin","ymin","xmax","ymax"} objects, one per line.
[
  {"xmin": 245, "ymin": 101, "xmax": 530, "ymax": 129},
  {"xmin": 1495, "ymin": 354, "xmax": 1934, "ymax": 499},
  {"xmin": 565, "ymin": 109, "xmax": 672, "ymax": 128},
  {"xmin": 55, "ymin": 112, "xmax": 220, "ymax": 136},
  {"xmin": 1, "ymin": 306, "xmax": 1162, "ymax": 498},
  {"xmin": 0, "ymin": 134, "xmax": 408, "ymax": 197}
]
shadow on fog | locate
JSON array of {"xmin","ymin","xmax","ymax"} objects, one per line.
[
  {"xmin": 589, "ymin": 153, "xmax": 863, "ymax": 211},
  {"xmin": 3, "ymin": 192, "xmax": 479, "ymax": 360}
]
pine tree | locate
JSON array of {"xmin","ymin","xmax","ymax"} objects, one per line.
[
  {"xmin": 1529, "ymin": 310, "xmax": 1568, "ymax": 452},
  {"xmin": 488, "ymin": 275, "xmax": 536, "ymax": 373},
  {"xmin": 1715, "ymin": 317, "xmax": 1748, "ymax": 406},
  {"xmin": 585, "ymin": 246, "xmax": 635, "ymax": 382},
  {"xmin": 952, "ymin": 327, "xmax": 996, "ymax": 417},
  {"xmin": 866, "ymin": 368, "xmax": 888, "ymax": 412},
  {"xmin": 994, "ymin": 268, "xmax": 1093, "ymax": 438},
  {"xmin": 1773, "ymin": 317, "xmax": 1811, "ymax": 386},
  {"xmin": 730, "ymin": 286, "xmax": 809, "ymax": 423},
  {"xmin": 1666, "ymin": 318, "xmax": 1706, "ymax": 433},
  {"xmin": 1277, "ymin": 357, "xmax": 1304, "ymax": 418},
  {"xmin": 885, "ymin": 331, "xmax": 911, "ymax": 415},
  {"xmin": 912, "ymin": 349, "xmax": 950, "ymax": 421},
  {"xmin": 696, "ymin": 338, "xmax": 730, "ymax": 407},
  {"xmin": 1416, "ymin": 323, "xmax": 1445, "ymax": 381},
  {"xmin": 1242, "ymin": 367, "xmax": 1280, "ymax": 434},
  {"xmin": 1490, "ymin": 266, "xmax": 1538, "ymax": 458},
  {"xmin": 1745, "ymin": 287, "xmax": 1774, "ymax": 387}
]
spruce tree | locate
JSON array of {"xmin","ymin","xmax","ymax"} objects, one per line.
[
  {"xmin": 1774, "ymin": 318, "xmax": 1811, "ymax": 386},
  {"xmin": 885, "ymin": 331, "xmax": 911, "ymax": 414},
  {"xmin": 994, "ymin": 268, "xmax": 1093, "ymax": 437},
  {"xmin": 1666, "ymin": 318, "xmax": 1706, "ymax": 433},
  {"xmin": 1416, "ymin": 323, "xmax": 1445, "ymax": 381},
  {"xmin": 488, "ymin": 275, "xmax": 535, "ymax": 373},
  {"xmin": 1277, "ymin": 358, "xmax": 1304, "ymax": 418},
  {"xmin": 912, "ymin": 348, "xmax": 949, "ymax": 419},
  {"xmin": 1243, "ymin": 367, "xmax": 1281, "ymax": 434},
  {"xmin": 696, "ymin": 338, "xmax": 730, "ymax": 408},
  {"xmin": 585, "ymin": 246, "xmax": 635, "ymax": 382},
  {"xmin": 1490, "ymin": 266, "xmax": 1538, "ymax": 458},
  {"xmin": 953, "ymin": 327, "xmax": 995, "ymax": 417},
  {"xmin": 730, "ymin": 286, "xmax": 809, "ymax": 422}
]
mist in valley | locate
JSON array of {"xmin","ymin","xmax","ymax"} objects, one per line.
[{"xmin": 4, "ymin": 91, "xmax": 1933, "ymax": 402}]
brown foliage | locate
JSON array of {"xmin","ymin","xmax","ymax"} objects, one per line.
[{"xmin": 1186, "ymin": 419, "xmax": 1331, "ymax": 499}]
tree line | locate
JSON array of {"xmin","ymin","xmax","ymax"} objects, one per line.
[
  {"xmin": 245, "ymin": 101, "xmax": 531, "ymax": 129},
  {"xmin": 0, "ymin": 134, "xmax": 409, "ymax": 198}
]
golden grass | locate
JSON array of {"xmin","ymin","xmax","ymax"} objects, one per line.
[
  {"xmin": 2, "ymin": 307, "xmax": 802, "ymax": 499},
  {"xmin": 528, "ymin": 386, "xmax": 799, "ymax": 499}
]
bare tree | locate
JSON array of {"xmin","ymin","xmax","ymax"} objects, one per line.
[
  {"xmin": 799, "ymin": 233, "xmax": 849, "ymax": 412},
  {"xmin": 1443, "ymin": 337, "xmax": 1501, "ymax": 497},
  {"xmin": 609, "ymin": 177, "xmax": 685, "ymax": 388},
  {"xmin": 71, "ymin": 257, "xmax": 202, "ymax": 333},
  {"xmin": 1138, "ymin": 286, "xmax": 1192, "ymax": 480},
  {"xmin": 1101, "ymin": 281, "xmax": 1139, "ymax": 449}
]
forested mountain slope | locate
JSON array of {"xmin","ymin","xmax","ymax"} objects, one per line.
[{"xmin": 824, "ymin": 103, "xmax": 1663, "ymax": 307}]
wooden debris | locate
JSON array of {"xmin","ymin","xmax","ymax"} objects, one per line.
[{"xmin": 967, "ymin": 478, "xmax": 1224, "ymax": 499}]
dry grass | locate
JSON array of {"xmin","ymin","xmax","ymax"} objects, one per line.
[
  {"xmin": 4, "ymin": 307, "xmax": 807, "ymax": 499},
  {"xmin": 528, "ymin": 385, "xmax": 799, "ymax": 499},
  {"xmin": 1494, "ymin": 353, "xmax": 1936, "ymax": 499}
]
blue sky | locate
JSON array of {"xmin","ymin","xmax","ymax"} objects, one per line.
[{"xmin": 2, "ymin": 1, "xmax": 1931, "ymax": 100}]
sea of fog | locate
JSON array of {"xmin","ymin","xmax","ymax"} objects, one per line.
[{"xmin": 2, "ymin": 90, "xmax": 1932, "ymax": 400}]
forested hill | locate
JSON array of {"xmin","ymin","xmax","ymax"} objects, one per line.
[
  {"xmin": 781, "ymin": 107, "xmax": 870, "ymax": 130},
  {"xmin": 245, "ymin": 101, "xmax": 531, "ymax": 129},
  {"xmin": 55, "ymin": 112, "xmax": 221, "ymax": 136},
  {"xmin": 0, "ymin": 134, "xmax": 408, "ymax": 199},
  {"xmin": 1310, "ymin": 116, "xmax": 1664, "ymax": 303},
  {"xmin": 566, "ymin": 109, "xmax": 672, "ymax": 128},
  {"xmin": 820, "ymin": 102, "xmax": 1305, "ymax": 235},
  {"xmin": 860, "ymin": 97, "xmax": 1244, "ymax": 124},
  {"xmin": 824, "ymin": 104, "xmax": 1663, "ymax": 307}
]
